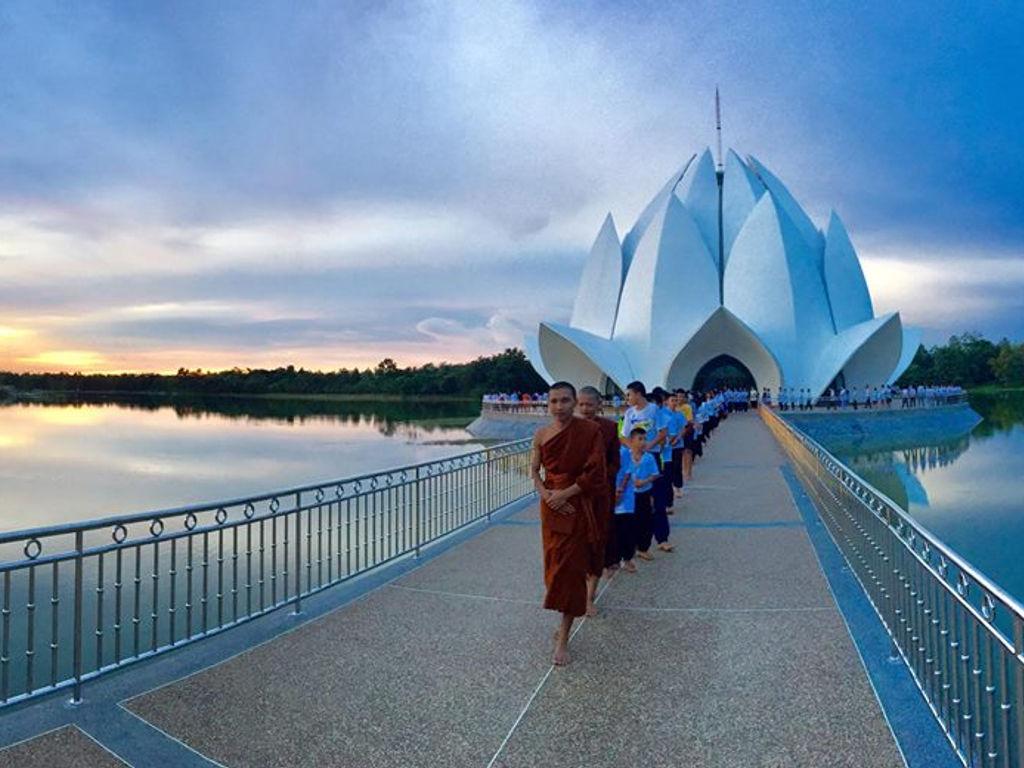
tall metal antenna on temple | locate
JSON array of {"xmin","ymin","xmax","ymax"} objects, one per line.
[{"xmin": 715, "ymin": 86, "xmax": 724, "ymax": 172}]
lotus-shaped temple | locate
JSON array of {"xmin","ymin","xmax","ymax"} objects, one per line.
[{"xmin": 525, "ymin": 148, "xmax": 920, "ymax": 395}]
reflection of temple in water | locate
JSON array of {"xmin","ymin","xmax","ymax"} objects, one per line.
[{"xmin": 842, "ymin": 435, "xmax": 972, "ymax": 512}]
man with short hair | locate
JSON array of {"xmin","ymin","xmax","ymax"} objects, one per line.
[
  {"xmin": 577, "ymin": 385, "xmax": 620, "ymax": 618},
  {"xmin": 531, "ymin": 382, "xmax": 606, "ymax": 666}
]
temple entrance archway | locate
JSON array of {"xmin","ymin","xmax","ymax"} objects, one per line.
[
  {"xmin": 664, "ymin": 307, "xmax": 782, "ymax": 392},
  {"xmin": 692, "ymin": 355, "xmax": 756, "ymax": 391}
]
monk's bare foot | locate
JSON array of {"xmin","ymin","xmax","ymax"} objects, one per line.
[
  {"xmin": 666, "ymin": 507, "xmax": 674, "ymax": 515},
  {"xmin": 674, "ymin": 489, "xmax": 682, "ymax": 498},
  {"xmin": 658, "ymin": 542, "xmax": 674, "ymax": 552},
  {"xmin": 553, "ymin": 643, "xmax": 570, "ymax": 666},
  {"xmin": 637, "ymin": 550, "xmax": 654, "ymax": 561},
  {"xmin": 585, "ymin": 602, "xmax": 598, "ymax": 617},
  {"xmin": 623, "ymin": 560, "xmax": 637, "ymax": 573}
]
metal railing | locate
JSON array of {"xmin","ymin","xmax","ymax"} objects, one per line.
[
  {"xmin": 762, "ymin": 406, "xmax": 1024, "ymax": 767},
  {"xmin": 0, "ymin": 439, "xmax": 533, "ymax": 709}
]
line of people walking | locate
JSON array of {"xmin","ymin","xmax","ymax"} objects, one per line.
[
  {"xmin": 766, "ymin": 383, "xmax": 965, "ymax": 411},
  {"xmin": 531, "ymin": 379, "xmax": 732, "ymax": 666}
]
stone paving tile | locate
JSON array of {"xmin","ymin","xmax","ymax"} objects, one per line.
[
  {"xmin": 394, "ymin": 524, "xmax": 545, "ymax": 603},
  {"xmin": 673, "ymin": 471, "xmax": 801, "ymax": 524},
  {"xmin": 126, "ymin": 586, "xmax": 556, "ymax": 768},
  {"xmin": 599, "ymin": 527, "xmax": 833, "ymax": 611},
  {"xmin": 494, "ymin": 609, "xmax": 904, "ymax": 768},
  {"xmin": 0, "ymin": 726, "xmax": 126, "ymax": 768}
]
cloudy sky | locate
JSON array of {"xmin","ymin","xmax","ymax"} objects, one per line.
[{"xmin": 1, "ymin": 0, "xmax": 1022, "ymax": 373}]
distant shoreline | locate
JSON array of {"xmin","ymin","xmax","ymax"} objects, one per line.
[{"xmin": 0, "ymin": 387, "xmax": 477, "ymax": 404}]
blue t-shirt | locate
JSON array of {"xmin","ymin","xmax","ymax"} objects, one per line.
[
  {"xmin": 666, "ymin": 409, "xmax": 685, "ymax": 450},
  {"xmin": 614, "ymin": 447, "xmax": 635, "ymax": 514},
  {"xmin": 656, "ymin": 406, "xmax": 674, "ymax": 458},
  {"xmin": 628, "ymin": 451, "xmax": 659, "ymax": 493}
]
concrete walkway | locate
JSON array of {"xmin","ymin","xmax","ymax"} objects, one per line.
[{"xmin": 1, "ymin": 412, "xmax": 906, "ymax": 768}]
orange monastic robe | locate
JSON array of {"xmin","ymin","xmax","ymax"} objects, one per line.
[
  {"xmin": 538, "ymin": 417, "xmax": 606, "ymax": 617},
  {"xmin": 588, "ymin": 416, "xmax": 620, "ymax": 576}
]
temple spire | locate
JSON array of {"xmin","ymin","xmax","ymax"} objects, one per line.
[{"xmin": 715, "ymin": 86, "xmax": 724, "ymax": 172}]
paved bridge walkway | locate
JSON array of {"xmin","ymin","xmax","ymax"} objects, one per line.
[{"xmin": 1, "ymin": 413, "xmax": 913, "ymax": 768}]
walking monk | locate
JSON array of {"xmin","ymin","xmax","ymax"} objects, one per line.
[
  {"xmin": 577, "ymin": 385, "xmax": 620, "ymax": 617},
  {"xmin": 531, "ymin": 381, "xmax": 606, "ymax": 666}
]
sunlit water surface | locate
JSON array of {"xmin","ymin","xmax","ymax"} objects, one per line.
[
  {"xmin": 0, "ymin": 396, "xmax": 481, "ymax": 532},
  {"xmin": 829, "ymin": 392, "xmax": 1024, "ymax": 604}
]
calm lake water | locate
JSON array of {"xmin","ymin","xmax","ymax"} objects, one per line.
[
  {"xmin": 0, "ymin": 395, "xmax": 481, "ymax": 532},
  {"xmin": 830, "ymin": 391, "xmax": 1024, "ymax": 605}
]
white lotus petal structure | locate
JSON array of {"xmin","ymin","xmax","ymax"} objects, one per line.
[{"xmin": 527, "ymin": 148, "xmax": 919, "ymax": 395}]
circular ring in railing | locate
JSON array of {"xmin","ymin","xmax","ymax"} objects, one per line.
[
  {"xmin": 184, "ymin": 513, "xmax": 198, "ymax": 531},
  {"xmin": 354, "ymin": 480, "xmax": 363, "ymax": 492},
  {"xmin": 215, "ymin": 508, "xmax": 228, "ymax": 525},
  {"xmin": 982, "ymin": 593, "xmax": 996, "ymax": 621},
  {"xmin": 938, "ymin": 556, "xmax": 949, "ymax": 578},
  {"xmin": 269, "ymin": 498, "xmax": 280, "ymax": 513},
  {"xmin": 150, "ymin": 519, "xmax": 164, "ymax": 537},
  {"xmin": 244, "ymin": 503, "xmax": 256, "ymax": 520},
  {"xmin": 398, "ymin": 470, "xmax": 407, "ymax": 482},
  {"xmin": 384, "ymin": 475, "xmax": 393, "ymax": 488},
  {"xmin": 23, "ymin": 538, "xmax": 42, "ymax": 560},
  {"xmin": 921, "ymin": 542, "xmax": 931, "ymax": 563},
  {"xmin": 369, "ymin": 477, "xmax": 379, "ymax": 490},
  {"xmin": 906, "ymin": 531, "xmax": 916, "ymax": 547},
  {"xmin": 956, "ymin": 572, "xmax": 970, "ymax": 597},
  {"xmin": 335, "ymin": 484, "xmax": 345, "ymax": 499},
  {"xmin": 314, "ymin": 488, "xmax": 325, "ymax": 503},
  {"xmin": 112, "ymin": 524, "xmax": 128, "ymax": 544}
]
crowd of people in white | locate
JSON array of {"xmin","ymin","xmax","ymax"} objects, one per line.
[{"xmin": 482, "ymin": 383, "xmax": 965, "ymax": 414}]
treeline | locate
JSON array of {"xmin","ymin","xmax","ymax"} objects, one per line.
[
  {"xmin": 0, "ymin": 348, "xmax": 548, "ymax": 398},
  {"xmin": 899, "ymin": 333, "xmax": 1024, "ymax": 388}
]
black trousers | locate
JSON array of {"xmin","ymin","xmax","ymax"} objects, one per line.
[
  {"xmin": 614, "ymin": 513, "xmax": 636, "ymax": 562},
  {"xmin": 634, "ymin": 490, "xmax": 653, "ymax": 552},
  {"xmin": 671, "ymin": 450, "xmax": 683, "ymax": 489}
]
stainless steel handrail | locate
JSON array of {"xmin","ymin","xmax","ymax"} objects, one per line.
[
  {"xmin": 0, "ymin": 438, "xmax": 534, "ymax": 709},
  {"xmin": 762, "ymin": 406, "xmax": 1024, "ymax": 767}
]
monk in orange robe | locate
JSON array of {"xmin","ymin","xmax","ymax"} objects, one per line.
[
  {"xmin": 532, "ymin": 381, "xmax": 606, "ymax": 666},
  {"xmin": 577, "ymin": 385, "xmax": 620, "ymax": 617}
]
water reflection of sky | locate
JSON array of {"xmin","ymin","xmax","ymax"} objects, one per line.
[
  {"xmin": 835, "ymin": 392, "xmax": 1024, "ymax": 605},
  {"xmin": 0, "ymin": 398, "xmax": 479, "ymax": 531}
]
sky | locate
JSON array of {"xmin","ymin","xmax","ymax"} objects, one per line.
[{"xmin": 1, "ymin": 0, "xmax": 1022, "ymax": 374}]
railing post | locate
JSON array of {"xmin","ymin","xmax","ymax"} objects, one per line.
[
  {"xmin": 71, "ymin": 530, "xmax": 83, "ymax": 704},
  {"xmin": 293, "ymin": 491, "xmax": 302, "ymax": 615},
  {"xmin": 414, "ymin": 466, "xmax": 422, "ymax": 558},
  {"xmin": 1014, "ymin": 617, "xmax": 1024, "ymax": 763},
  {"xmin": 485, "ymin": 450, "xmax": 493, "ymax": 522}
]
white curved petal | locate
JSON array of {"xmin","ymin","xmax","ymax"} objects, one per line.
[
  {"xmin": 621, "ymin": 156, "xmax": 695, "ymax": 273},
  {"xmin": 721, "ymin": 149, "xmax": 764, "ymax": 267},
  {"xmin": 613, "ymin": 194, "xmax": 720, "ymax": 386},
  {"xmin": 523, "ymin": 330, "xmax": 554, "ymax": 384},
  {"xmin": 666, "ymin": 307, "xmax": 782, "ymax": 392},
  {"xmin": 747, "ymin": 155, "xmax": 825, "ymax": 264},
  {"xmin": 538, "ymin": 321, "xmax": 635, "ymax": 391},
  {"xmin": 674, "ymin": 148, "xmax": 720, "ymax": 266},
  {"xmin": 810, "ymin": 312, "xmax": 903, "ymax": 396},
  {"xmin": 724, "ymin": 193, "xmax": 835, "ymax": 387},
  {"xmin": 824, "ymin": 211, "xmax": 873, "ymax": 330},
  {"xmin": 570, "ymin": 213, "xmax": 623, "ymax": 337},
  {"xmin": 887, "ymin": 326, "xmax": 923, "ymax": 385}
]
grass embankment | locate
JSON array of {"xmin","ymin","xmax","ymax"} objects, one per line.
[{"xmin": 967, "ymin": 386, "xmax": 1024, "ymax": 396}]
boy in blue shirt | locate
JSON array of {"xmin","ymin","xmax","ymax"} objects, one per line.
[{"xmin": 624, "ymin": 426, "xmax": 662, "ymax": 564}]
